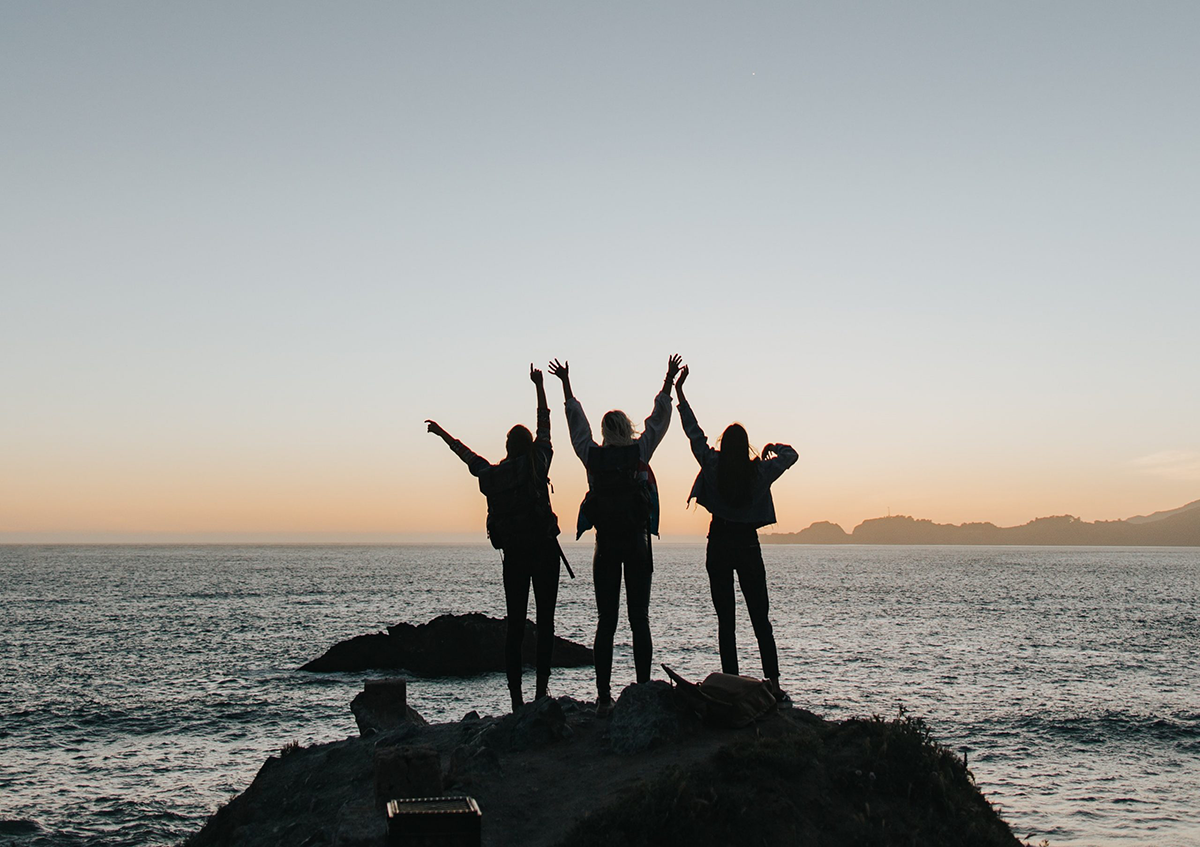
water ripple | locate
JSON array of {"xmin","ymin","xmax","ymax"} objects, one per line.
[{"xmin": 1, "ymin": 543, "xmax": 1198, "ymax": 846}]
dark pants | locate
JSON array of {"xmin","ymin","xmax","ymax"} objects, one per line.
[
  {"xmin": 502, "ymin": 537, "xmax": 561, "ymax": 693},
  {"xmin": 706, "ymin": 519, "xmax": 779, "ymax": 680},
  {"xmin": 593, "ymin": 527, "xmax": 653, "ymax": 698}
]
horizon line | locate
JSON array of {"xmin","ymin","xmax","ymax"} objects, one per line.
[{"xmin": 4, "ymin": 498, "xmax": 1195, "ymax": 545}]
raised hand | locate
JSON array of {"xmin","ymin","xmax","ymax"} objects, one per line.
[
  {"xmin": 530, "ymin": 363, "xmax": 544, "ymax": 385},
  {"xmin": 761, "ymin": 443, "xmax": 777, "ymax": 460},
  {"xmin": 425, "ymin": 419, "xmax": 447, "ymax": 438},
  {"xmin": 676, "ymin": 364, "xmax": 689, "ymax": 391},
  {"xmin": 548, "ymin": 358, "xmax": 569, "ymax": 381},
  {"xmin": 665, "ymin": 353, "xmax": 683, "ymax": 383}
]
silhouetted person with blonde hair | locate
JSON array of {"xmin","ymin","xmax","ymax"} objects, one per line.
[
  {"xmin": 675, "ymin": 364, "xmax": 797, "ymax": 702},
  {"xmin": 548, "ymin": 355, "xmax": 681, "ymax": 716},
  {"xmin": 426, "ymin": 365, "xmax": 564, "ymax": 712}
]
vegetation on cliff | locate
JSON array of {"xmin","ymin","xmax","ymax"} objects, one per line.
[{"xmin": 563, "ymin": 713, "xmax": 1017, "ymax": 847}]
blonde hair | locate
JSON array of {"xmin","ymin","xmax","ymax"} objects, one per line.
[{"xmin": 600, "ymin": 410, "xmax": 637, "ymax": 447}]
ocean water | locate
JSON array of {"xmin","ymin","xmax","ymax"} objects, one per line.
[{"xmin": 0, "ymin": 543, "xmax": 1197, "ymax": 847}]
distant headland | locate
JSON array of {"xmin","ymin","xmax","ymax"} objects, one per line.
[{"xmin": 765, "ymin": 500, "xmax": 1200, "ymax": 546}]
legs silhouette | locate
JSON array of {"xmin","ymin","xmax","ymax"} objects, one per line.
[
  {"xmin": 706, "ymin": 527, "xmax": 779, "ymax": 680},
  {"xmin": 503, "ymin": 538, "xmax": 561, "ymax": 710},
  {"xmin": 593, "ymin": 529, "xmax": 653, "ymax": 705}
]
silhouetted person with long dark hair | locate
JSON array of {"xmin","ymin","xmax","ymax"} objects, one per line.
[
  {"xmin": 426, "ymin": 365, "xmax": 563, "ymax": 712},
  {"xmin": 548, "ymin": 355, "xmax": 681, "ymax": 716},
  {"xmin": 674, "ymin": 365, "xmax": 798, "ymax": 702}
]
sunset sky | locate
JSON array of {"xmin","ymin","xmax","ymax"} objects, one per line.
[{"xmin": 2, "ymin": 3, "xmax": 1197, "ymax": 542}]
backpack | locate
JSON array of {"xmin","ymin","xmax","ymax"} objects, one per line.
[
  {"xmin": 581, "ymin": 444, "xmax": 652, "ymax": 534},
  {"xmin": 477, "ymin": 454, "xmax": 558, "ymax": 550},
  {"xmin": 662, "ymin": 665, "xmax": 777, "ymax": 728}
]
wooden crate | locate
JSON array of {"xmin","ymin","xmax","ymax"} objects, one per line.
[{"xmin": 386, "ymin": 796, "xmax": 481, "ymax": 847}]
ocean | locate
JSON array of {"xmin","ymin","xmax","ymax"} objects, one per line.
[{"xmin": 0, "ymin": 543, "xmax": 1197, "ymax": 846}]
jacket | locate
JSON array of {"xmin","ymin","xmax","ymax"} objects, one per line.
[
  {"xmin": 678, "ymin": 398, "xmax": 797, "ymax": 529},
  {"xmin": 564, "ymin": 390, "xmax": 672, "ymax": 538}
]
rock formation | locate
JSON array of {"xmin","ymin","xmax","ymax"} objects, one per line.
[
  {"xmin": 300, "ymin": 613, "xmax": 594, "ymax": 675},
  {"xmin": 766, "ymin": 499, "xmax": 1200, "ymax": 545},
  {"xmin": 184, "ymin": 682, "xmax": 1022, "ymax": 847}
]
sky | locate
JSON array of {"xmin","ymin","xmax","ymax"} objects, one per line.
[{"xmin": 2, "ymin": 2, "xmax": 1198, "ymax": 542}]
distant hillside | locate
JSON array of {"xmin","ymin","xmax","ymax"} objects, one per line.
[
  {"xmin": 1126, "ymin": 499, "xmax": 1200, "ymax": 524},
  {"xmin": 765, "ymin": 501, "xmax": 1200, "ymax": 546}
]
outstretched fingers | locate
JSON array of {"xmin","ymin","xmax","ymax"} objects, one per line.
[{"xmin": 666, "ymin": 353, "xmax": 683, "ymax": 381}]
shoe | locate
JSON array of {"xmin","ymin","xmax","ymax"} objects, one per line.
[
  {"xmin": 595, "ymin": 695, "xmax": 616, "ymax": 718},
  {"xmin": 535, "ymin": 674, "xmax": 550, "ymax": 701},
  {"xmin": 767, "ymin": 678, "xmax": 791, "ymax": 706},
  {"xmin": 510, "ymin": 688, "xmax": 524, "ymax": 713}
]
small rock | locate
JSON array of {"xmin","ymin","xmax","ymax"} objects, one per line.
[
  {"xmin": 350, "ymin": 680, "xmax": 428, "ymax": 737},
  {"xmin": 609, "ymin": 681, "xmax": 699, "ymax": 755},
  {"xmin": 0, "ymin": 820, "xmax": 41, "ymax": 836},
  {"xmin": 505, "ymin": 696, "xmax": 572, "ymax": 751}
]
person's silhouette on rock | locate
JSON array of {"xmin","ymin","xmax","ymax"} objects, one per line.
[
  {"xmin": 548, "ymin": 354, "xmax": 681, "ymax": 716},
  {"xmin": 675, "ymin": 364, "xmax": 797, "ymax": 703},
  {"xmin": 426, "ymin": 365, "xmax": 564, "ymax": 712}
]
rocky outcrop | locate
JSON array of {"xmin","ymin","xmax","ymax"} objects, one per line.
[
  {"xmin": 608, "ymin": 681, "xmax": 699, "ymax": 754},
  {"xmin": 185, "ymin": 685, "xmax": 1023, "ymax": 847},
  {"xmin": 300, "ymin": 613, "xmax": 594, "ymax": 675}
]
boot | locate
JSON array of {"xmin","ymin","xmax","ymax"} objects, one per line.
[
  {"xmin": 595, "ymin": 691, "xmax": 616, "ymax": 718},
  {"xmin": 535, "ymin": 673, "xmax": 550, "ymax": 701},
  {"xmin": 509, "ymin": 684, "xmax": 524, "ymax": 713}
]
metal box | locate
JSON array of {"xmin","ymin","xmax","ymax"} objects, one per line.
[{"xmin": 386, "ymin": 796, "xmax": 481, "ymax": 847}]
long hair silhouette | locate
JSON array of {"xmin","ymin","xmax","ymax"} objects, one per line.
[
  {"xmin": 505, "ymin": 424, "xmax": 534, "ymax": 459},
  {"xmin": 716, "ymin": 423, "xmax": 759, "ymax": 507}
]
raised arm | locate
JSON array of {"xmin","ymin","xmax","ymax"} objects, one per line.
[
  {"xmin": 759, "ymin": 442, "xmax": 799, "ymax": 483},
  {"xmin": 638, "ymin": 354, "xmax": 681, "ymax": 461},
  {"xmin": 674, "ymin": 366, "xmax": 714, "ymax": 465},
  {"xmin": 550, "ymin": 358, "xmax": 595, "ymax": 463},
  {"xmin": 661, "ymin": 353, "xmax": 682, "ymax": 397},
  {"xmin": 530, "ymin": 364, "xmax": 552, "ymax": 469},
  {"xmin": 531, "ymin": 363, "xmax": 549, "ymax": 426},
  {"xmin": 674, "ymin": 362, "xmax": 689, "ymax": 407},
  {"xmin": 548, "ymin": 358, "xmax": 573, "ymax": 401},
  {"xmin": 426, "ymin": 419, "xmax": 489, "ymax": 477}
]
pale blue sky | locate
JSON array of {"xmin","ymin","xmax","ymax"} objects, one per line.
[{"xmin": 2, "ymin": 3, "xmax": 1197, "ymax": 539}]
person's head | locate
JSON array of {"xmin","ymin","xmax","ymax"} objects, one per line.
[
  {"xmin": 600, "ymin": 410, "xmax": 637, "ymax": 447},
  {"xmin": 506, "ymin": 424, "xmax": 533, "ymax": 459},
  {"xmin": 717, "ymin": 423, "xmax": 758, "ymax": 506}
]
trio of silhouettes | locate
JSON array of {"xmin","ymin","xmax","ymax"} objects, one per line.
[{"xmin": 426, "ymin": 355, "xmax": 797, "ymax": 715}]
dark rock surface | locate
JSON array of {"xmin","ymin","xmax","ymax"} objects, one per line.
[
  {"xmin": 372, "ymin": 744, "xmax": 442, "ymax": 807},
  {"xmin": 0, "ymin": 820, "xmax": 42, "ymax": 836},
  {"xmin": 608, "ymin": 680, "xmax": 700, "ymax": 754},
  {"xmin": 184, "ymin": 685, "xmax": 1023, "ymax": 847},
  {"xmin": 300, "ymin": 613, "xmax": 594, "ymax": 675},
  {"xmin": 350, "ymin": 680, "xmax": 429, "ymax": 737},
  {"xmin": 470, "ymin": 695, "xmax": 573, "ymax": 752}
]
